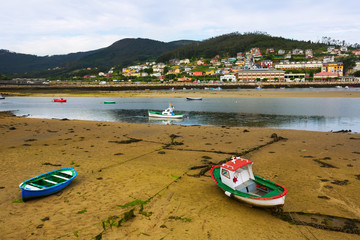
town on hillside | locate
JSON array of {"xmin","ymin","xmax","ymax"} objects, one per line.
[
  {"xmin": 8, "ymin": 46, "xmax": 360, "ymax": 85},
  {"xmin": 97, "ymin": 46, "xmax": 360, "ymax": 84}
]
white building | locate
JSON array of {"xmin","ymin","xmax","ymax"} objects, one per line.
[
  {"xmin": 275, "ymin": 61, "xmax": 322, "ymax": 70},
  {"xmin": 220, "ymin": 75, "xmax": 237, "ymax": 82}
]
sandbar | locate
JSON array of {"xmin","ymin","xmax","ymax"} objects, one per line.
[{"xmin": 0, "ymin": 113, "xmax": 359, "ymax": 239}]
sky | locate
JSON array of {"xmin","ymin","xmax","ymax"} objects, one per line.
[{"xmin": 1, "ymin": 0, "xmax": 359, "ymax": 56}]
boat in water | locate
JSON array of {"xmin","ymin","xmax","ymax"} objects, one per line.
[
  {"xmin": 19, "ymin": 167, "xmax": 77, "ymax": 201},
  {"xmin": 53, "ymin": 98, "xmax": 67, "ymax": 103},
  {"xmin": 186, "ymin": 97, "xmax": 202, "ymax": 100},
  {"xmin": 148, "ymin": 103, "xmax": 184, "ymax": 119},
  {"xmin": 104, "ymin": 101, "xmax": 116, "ymax": 104},
  {"xmin": 0, "ymin": 94, "xmax": 5, "ymax": 99},
  {"xmin": 210, "ymin": 157, "xmax": 287, "ymax": 207}
]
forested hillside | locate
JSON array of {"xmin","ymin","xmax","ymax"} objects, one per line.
[{"xmin": 157, "ymin": 32, "xmax": 329, "ymax": 62}]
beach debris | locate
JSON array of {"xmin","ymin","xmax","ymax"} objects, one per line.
[
  {"xmin": 331, "ymin": 129, "xmax": 352, "ymax": 133},
  {"xmin": 24, "ymin": 138, "xmax": 37, "ymax": 142},
  {"xmin": 349, "ymin": 137, "xmax": 360, "ymax": 140},
  {"xmin": 272, "ymin": 211, "xmax": 360, "ymax": 235},
  {"xmin": 108, "ymin": 138, "xmax": 142, "ymax": 144},
  {"xmin": 41, "ymin": 217, "xmax": 50, "ymax": 222},
  {"xmin": 42, "ymin": 162, "xmax": 62, "ymax": 167},
  {"xmin": 313, "ymin": 159, "xmax": 337, "ymax": 168},
  {"xmin": 36, "ymin": 224, "xmax": 44, "ymax": 229},
  {"xmin": 331, "ymin": 179, "xmax": 349, "ymax": 185}
]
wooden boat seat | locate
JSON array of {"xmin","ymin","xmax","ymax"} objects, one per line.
[
  {"xmin": 53, "ymin": 174, "xmax": 69, "ymax": 180},
  {"xmin": 57, "ymin": 172, "xmax": 73, "ymax": 178},
  {"xmin": 27, "ymin": 183, "xmax": 44, "ymax": 190},
  {"xmin": 44, "ymin": 179, "xmax": 58, "ymax": 185}
]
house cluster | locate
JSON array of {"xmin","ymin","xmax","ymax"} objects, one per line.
[{"xmin": 93, "ymin": 46, "xmax": 360, "ymax": 83}]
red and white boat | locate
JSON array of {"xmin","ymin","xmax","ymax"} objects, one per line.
[
  {"xmin": 210, "ymin": 157, "xmax": 287, "ymax": 207},
  {"xmin": 53, "ymin": 98, "xmax": 67, "ymax": 103}
]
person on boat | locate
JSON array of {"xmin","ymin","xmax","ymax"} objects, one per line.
[{"xmin": 163, "ymin": 103, "xmax": 175, "ymax": 116}]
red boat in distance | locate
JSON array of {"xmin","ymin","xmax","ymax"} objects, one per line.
[{"xmin": 53, "ymin": 98, "xmax": 67, "ymax": 103}]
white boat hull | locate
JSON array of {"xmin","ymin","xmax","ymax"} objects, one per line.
[
  {"xmin": 225, "ymin": 191, "xmax": 285, "ymax": 207},
  {"xmin": 148, "ymin": 112, "xmax": 184, "ymax": 119}
]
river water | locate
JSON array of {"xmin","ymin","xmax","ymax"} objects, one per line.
[{"xmin": 1, "ymin": 92, "xmax": 360, "ymax": 132}]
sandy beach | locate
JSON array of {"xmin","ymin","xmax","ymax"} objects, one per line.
[{"xmin": 1, "ymin": 109, "xmax": 359, "ymax": 239}]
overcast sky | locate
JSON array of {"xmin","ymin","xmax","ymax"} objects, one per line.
[{"xmin": 1, "ymin": 0, "xmax": 359, "ymax": 56}]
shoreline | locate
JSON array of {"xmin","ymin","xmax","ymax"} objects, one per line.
[
  {"xmin": 1, "ymin": 114, "xmax": 359, "ymax": 239},
  {"xmin": 2, "ymin": 88, "xmax": 360, "ymax": 98}
]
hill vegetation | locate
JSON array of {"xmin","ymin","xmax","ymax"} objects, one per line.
[
  {"xmin": 157, "ymin": 32, "xmax": 329, "ymax": 62},
  {"xmin": 0, "ymin": 39, "xmax": 195, "ymax": 76},
  {"xmin": 0, "ymin": 32, "xmax": 358, "ymax": 78}
]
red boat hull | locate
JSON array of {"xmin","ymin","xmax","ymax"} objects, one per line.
[{"xmin": 53, "ymin": 99, "xmax": 66, "ymax": 102}]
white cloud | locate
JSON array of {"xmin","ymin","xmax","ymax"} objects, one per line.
[{"xmin": 0, "ymin": 0, "xmax": 359, "ymax": 55}]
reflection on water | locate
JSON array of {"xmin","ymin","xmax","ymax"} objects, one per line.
[{"xmin": 1, "ymin": 95, "xmax": 360, "ymax": 132}]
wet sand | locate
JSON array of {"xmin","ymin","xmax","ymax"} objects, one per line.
[{"xmin": 1, "ymin": 112, "xmax": 359, "ymax": 239}]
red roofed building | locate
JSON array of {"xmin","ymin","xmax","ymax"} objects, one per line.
[
  {"xmin": 192, "ymin": 71, "xmax": 203, "ymax": 76},
  {"xmin": 314, "ymin": 72, "xmax": 338, "ymax": 81}
]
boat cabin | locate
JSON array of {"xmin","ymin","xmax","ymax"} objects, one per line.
[{"xmin": 220, "ymin": 157, "xmax": 258, "ymax": 193}]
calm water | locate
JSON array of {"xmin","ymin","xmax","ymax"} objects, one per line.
[{"xmin": 1, "ymin": 93, "xmax": 360, "ymax": 132}]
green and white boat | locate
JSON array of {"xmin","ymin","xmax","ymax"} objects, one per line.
[
  {"xmin": 148, "ymin": 103, "xmax": 184, "ymax": 119},
  {"xmin": 210, "ymin": 157, "xmax": 287, "ymax": 207}
]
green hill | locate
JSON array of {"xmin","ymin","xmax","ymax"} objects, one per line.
[
  {"xmin": 0, "ymin": 38, "xmax": 195, "ymax": 75},
  {"xmin": 0, "ymin": 32, "xmax": 350, "ymax": 77},
  {"xmin": 157, "ymin": 32, "xmax": 328, "ymax": 62}
]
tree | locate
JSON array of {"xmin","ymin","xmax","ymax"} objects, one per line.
[
  {"xmin": 354, "ymin": 71, "xmax": 360, "ymax": 77},
  {"xmin": 0, "ymin": 73, "xmax": 11, "ymax": 80}
]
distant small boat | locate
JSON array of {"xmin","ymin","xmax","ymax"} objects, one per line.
[
  {"xmin": 170, "ymin": 87, "xmax": 176, "ymax": 91},
  {"xmin": 53, "ymin": 98, "xmax": 66, "ymax": 103},
  {"xmin": 104, "ymin": 101, "xmax": 116, "ymax": 104},
  {"xmin": 19, "ymin": 167, "xmax": 77, "ymax": 201},
  {"xmin": 336, "ymin": 85, "xmax": 342, "ymax": 88},
  {"xmin": 255, "ymin": 86, "xmax": 262, "ymax": 90},
  {"xmin": 0, "ymin": 94, "xmax": 5, "ymax": 99},
  {"xmin": 148, "ymin": 103, "xmax": 184, "ymax": 119},
  {"xmin": 186, "ymin": 97, "xmax": 202, "ymax": 100},
  {"xmin": 211, "ymin": 157, "xmax": 287, "ymax": 207}
]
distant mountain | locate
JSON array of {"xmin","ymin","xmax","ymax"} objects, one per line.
[
  {"xmin": 73, "ymin": 38, "xmax": 195, "ymax": 69},
  {"xmin": 156, "ymin": 32, "xmax": 329, "ymax": 62},
  {"xmin": 0, "ymin": 49, "xmax": 98, "ymax": 74},
  {"xmin": 0, "ymin": 38, "xmax": 196, "ymax": 74},
  {"xmin": 0, "ymin": 33, "xmax": 346, "ymax": 76}
]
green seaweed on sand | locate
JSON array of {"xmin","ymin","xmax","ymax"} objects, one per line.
[
  {"xmin": 77, "ymin": 209, "xmax": 87, "ymax": 214},
  {"xmin": 168, "ymin": 216, "xmax": 192, "ymax": 222}
]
